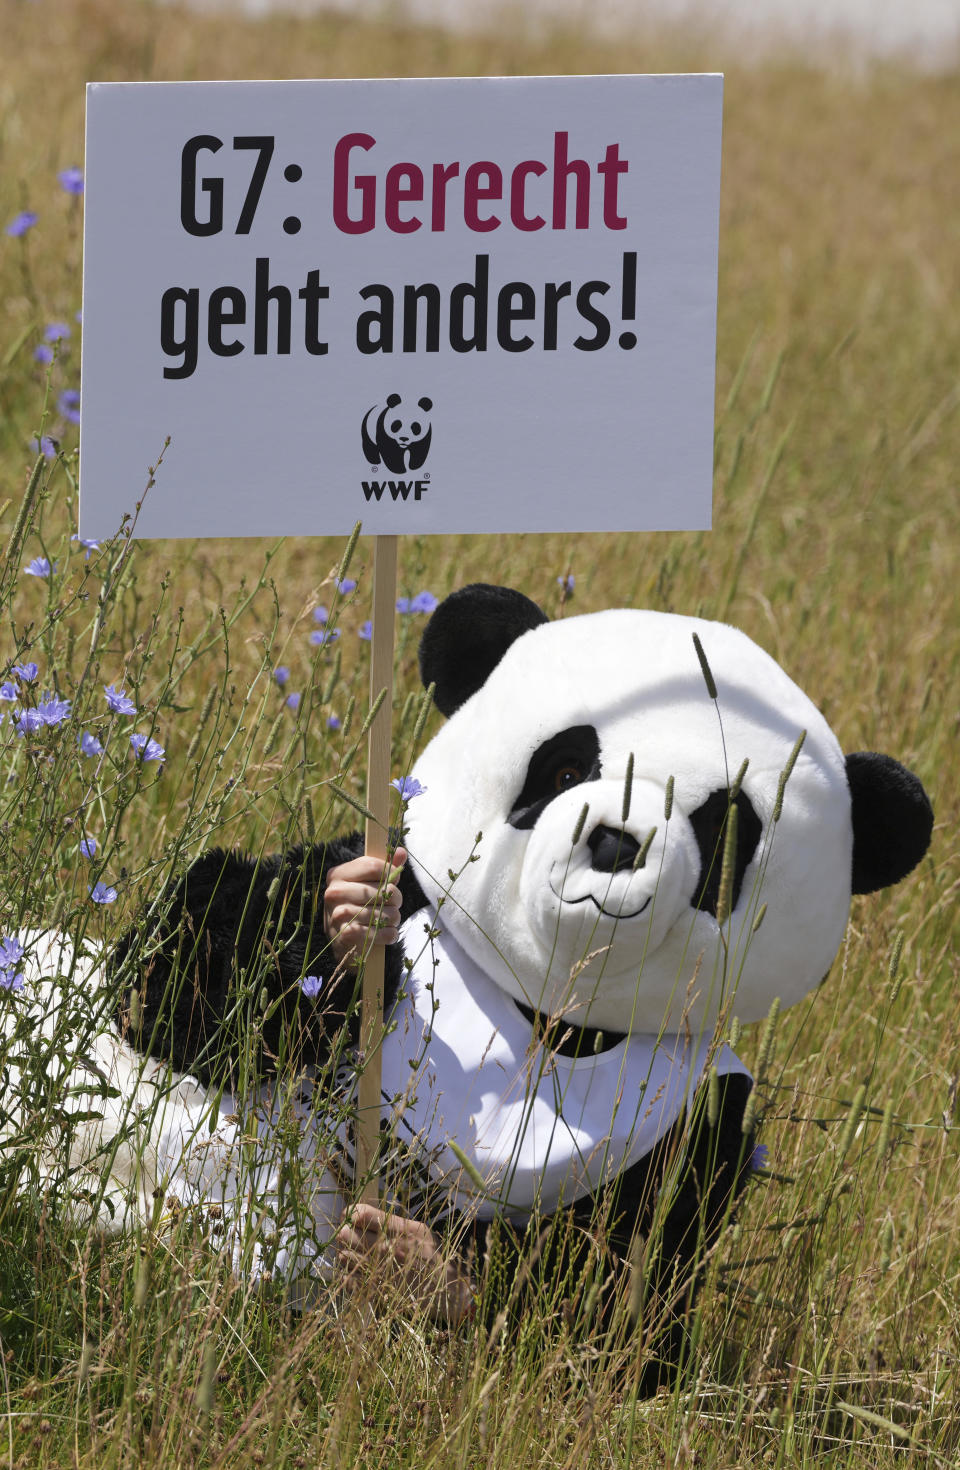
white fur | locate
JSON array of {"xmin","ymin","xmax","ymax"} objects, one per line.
[
  {"xmin": 405, "ymin": 609, "xmax": 852, "ymax": 1033},
  {"xmin": 381, "ymin": 915, "xmax": 750, "ymax": 1220}
]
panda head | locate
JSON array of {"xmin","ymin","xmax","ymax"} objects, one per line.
[
  {"xmin": 403, "ymin": 584, "xmax": 933, "ymax": 1035},
  {"xmin": 382, "ymin": 394, "xmax": 432, "ymax": 451}
]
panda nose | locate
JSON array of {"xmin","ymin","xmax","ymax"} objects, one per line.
[{"xmin": 587, "ymin": 824, "xmax": 641, "ymax": 874}]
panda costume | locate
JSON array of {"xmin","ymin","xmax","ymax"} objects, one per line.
[{"xmin": 103, "ymin": 583, "xmax": 931, "ymax": 1373}]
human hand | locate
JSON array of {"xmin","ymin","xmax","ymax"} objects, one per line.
[
  {"xmin": 334, "ymin": 1201, "xmax": 474, "ymax": 1325},
  {"xmin": 323, "ymin": 847, "xmax": 407, "ymax": 969}
]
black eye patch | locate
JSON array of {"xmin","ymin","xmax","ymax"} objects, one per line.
[
  {"xmin": 508, "ymin": 725, "xmax": 601, "ymax": 830},
  {"xmin": 688, "ymin": 788, "xmax": 762, "ymax": 918}
]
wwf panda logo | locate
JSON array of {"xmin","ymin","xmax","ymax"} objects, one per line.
[{"xmin": 361, "ymin": 394, "xmax": 433, "ymax": 475}]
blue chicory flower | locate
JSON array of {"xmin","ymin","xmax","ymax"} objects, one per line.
[
  {"xmin": 14, "ymin": 708, "xmax": 45, "ymax": 736},
  {"xmin": 44, "ymin": 322, "xmax": 70, "ymax": 343},
  {"xmin": 312, "ymin": 605, "xmax": 329, "ymax": 624},
  {"xmin": 79, "ymin": 837, "xmax": 97, "ymax": 858},
  {"xmin": 273, "ymin": 665, "xmax": 290, "ymax": 687},
  {"xmin": 395, "ymin": 597, "xmax": 411, "ymax": 614},
  {"xmin": 0, "ymin": 683, "xmax": 17, "ymax": 701},
  {"xmin": 300, "ymin": 975, "xmax": 322, "ymax": 999},
  {"xmin": 0, "ymin": 936, "xmax": 24, "ymax": 971},
  {"xmin": 750, "ymin": 1143, "xmax": 770, "ymax": 1171},
  {"xmin": 358, "ymin": 621, "xmax": 372, "ymax": 642},
  {"xmin": 337, "ymin": 578, "xmax": 357, "ymax": 595},
  {"xmin": 24, "ymin": 557, "xmax": 54, "ymax": 578},
  {"xmin": 31, "ymin": 436, "xmax": 57, "ymax": 460},
  {"xmin": 11, "ymin": 663, "xmax": 37, "ymax": 683},
  {"xmin": 557, "ymin": 573, "xmax": 576, "ymax": 594},
  {"xmin": 58, "ymin": 388, "xmax": 80, "ymax": 424},
  {"xmin": 58, "ymin": 167, "xmax": 84, "ymax": 195},
  {"xmin": 285, "ymin": 692, "xmax": 301, "ymax": 710},
  {"xmin": 0, "ymin": 935, "xmax": 25, "ymax": 990},
  {"xmin": 78, "ymin": 731, "xmax": 104, "ymax": 758},
  {"xmin": 130, "ymin": 732, "xmax": 165, "ymax": 764},
  {"xmin": 89, "ymin": 882, "xmax": 117, "ymax": 904},
  {"xmin": 104, "ymin": 684, "xmax": 136, "ymax": 715},
  {"xmin": 326, "ymin": 714, "xmax": 341, "ymax": 731},
  {"xmin": 309, "ymin": 628, "xmax": 340, "ymax": 647},
  {"xmin": 71, "ymin": 535, "xmax": 100, "ymax": 558},
  {"xmin": 391, "ymin": 776, "xmax": 427, "ymax": 802},
  {"xmin": 36, "ymin": 693, "xmax": 71, "ymax": 726},
  {"xmin": 410, "ymin": 591, "xmax": 438, "ymax": 614},
  {"xmin": 33, "ymin": 345, "xmax": 54, "ymax": 365},
  {"xmin": 6, "ymin": 212, "xmax": 37, "ymax": 238}
]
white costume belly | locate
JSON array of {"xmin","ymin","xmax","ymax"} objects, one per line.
[{"xmin": 374, "ymin": 917, "xmax": 750, "ymax": 1223}]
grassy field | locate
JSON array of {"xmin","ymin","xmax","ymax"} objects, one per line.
[{"xmin": 0, "ymin": 0, "xmax": 958, "ymax": 1464}]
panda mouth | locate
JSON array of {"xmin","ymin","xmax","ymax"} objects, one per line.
[{"xmin": 550, "ymin": 880, "xmax": 651, "ymax": 921}]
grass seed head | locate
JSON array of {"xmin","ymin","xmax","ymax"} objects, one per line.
[
  {"xmin": 773, "ymin": 730, "xmax": 806, "ymax": 822},
  {"xmin": 741, "ymin": 1087, "xmax": 758, "ymax": 1137},
  {"xmin": 837, "ymin": 1083, "xmax": 867, "ymax": 1161},
  {"xmin": 692, "ymin": 630, "xmax": 718, "ymax": 699},
  {"xmin": 887, "ymin": 930, "xmax": 905, "ymax": 1003},
  {"xmin": 707, "ymin": 1065, "xmax": 720, "ymax": 1127},
  {"xmin": 878, "ymin": 1096, "xmax": 895, "ymax": 1160},
  {"xmin": 195, "ymin": 1338, "xmax": 218, "ymax": 1419},
  {"xmin": 133, "ymin": 1251, "xmax": 151, "ymax": 1311},
  {"xmin": 716, "ymin": 802, "xmax": 739, "ymax": 926},
  {"xmin": 754, "ymin": 996, "xmax": 781, "ymax": 1084},
  {"xmin": 186, "ymin": 684, "xmax": 219, "ymax": 764},
  {"xmin": 336, "ymin": 520, "xmax": 362, "ymax": 587},
  {"xmin": 621, "ymin": 752, "xmax": 634, "ymax": 823},
  {"xmin": 633, "ymin": 826, "xmax": 657, "ymax": 871},
  {"xmin": 360, "ymin": 686, "xmax": 386, "ymax": 736},
  {"xmin": 412, "ymin": 682, "xmax": 435, "ymax": 747}
]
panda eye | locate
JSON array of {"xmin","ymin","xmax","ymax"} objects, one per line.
[
  {"xmin": 411, "ymin": 421, "xmax": 421, "ymax": 435},
  {"xmin": 689, "ymin": 788, "xmax": 762, "ymax": 918},
  {"xmin": 390, "ymin": 419, "xmax": 402, "ymax": 432},
  {"xmin": 509, "ymin": 725, "xmax": 601, "ymax": 830}
]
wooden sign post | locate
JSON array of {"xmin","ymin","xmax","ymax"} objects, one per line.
[{"xmin": 357, "ymin": 534, "xmax": 397, "ymax": 1201}]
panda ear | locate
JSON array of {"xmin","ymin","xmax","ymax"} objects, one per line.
[
  {"xmin": 418, "ymin": 397, "xmax": 433, "ymax": 412},
  {"xmin": 846, "ymin": 752, "xmax": 933, "ymax": 894},
  {"xmin": 418, "ymin": 584, "xmax": 549, "ymax": 717},
  {"xmin": 386, "ymin": 393, "xmax": 401, "ymax": 408}
]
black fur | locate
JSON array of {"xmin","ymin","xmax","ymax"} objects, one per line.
[
  {"xmin": 418, "ymin": 583, "xmax": 548, "ymax": 716},
  {"xmin": 846, "ymin": 751, "xmax": 934, "ymax": 894},
  {"xmin": 111, "ymin": 833, "xmax": 425, "ymax": 1086}
]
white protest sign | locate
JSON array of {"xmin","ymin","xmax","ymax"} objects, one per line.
[{"xmin": 79, "ymin": 74, "xmax": 722, "ymax": 539}]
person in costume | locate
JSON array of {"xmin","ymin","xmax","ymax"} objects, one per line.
[{"xmin": 103, "ymin": 584, "xmax": 932, "ymax": 1377}]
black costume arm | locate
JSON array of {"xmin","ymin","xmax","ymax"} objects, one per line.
[{"xmin": 111, "ymin": 832, "xmax": 426, "ymax": 1085}]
